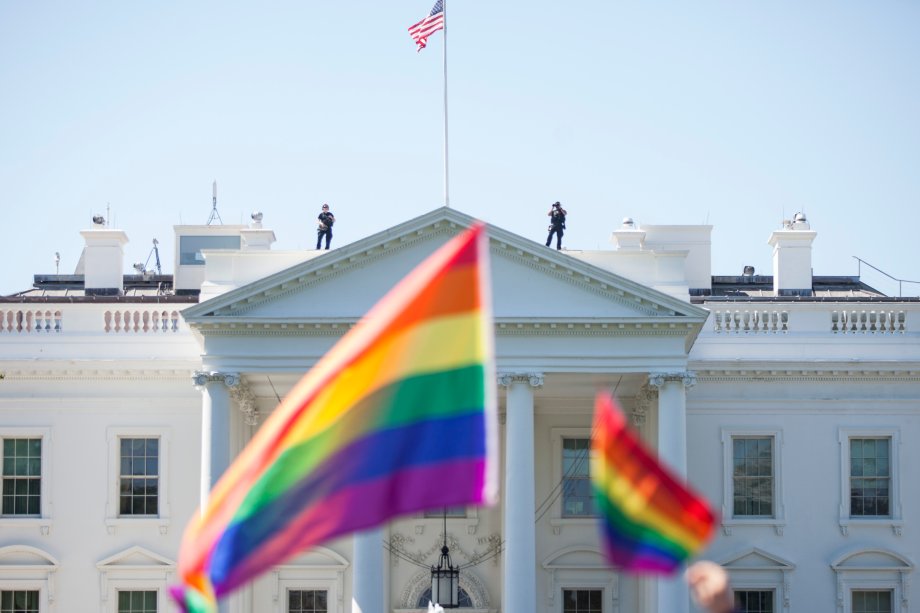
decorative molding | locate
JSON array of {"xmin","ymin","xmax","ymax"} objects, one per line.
[
  {"xmin": 182, "ymin": 210, "xmax": 706, "ymax": 324},
  {"xmin": 0, "ymin": 368, "xmax": 193, "ymax": 381},
  {"xmin": 497, "ymin": 372, "xmax": 544, "ymax": 388},
  {"xmin": 630, "ymin": 383, "xmax": 656, "ymax": 427},
  {"xmin": 400, "ymin": 568, "xmax": 491, "ymax": 609},
  {"xmin": 388, "ymin": 530, "xmax": 502, "ymax": 570},
  {"xmin": 782, "ymin": 570, "xmax": 792, "ymax": 610},
  {"xmin": 189, "ymin": 319, "xmax": 701, "ymax": 338},
  {"xmin": 192, "ymin": 371, "xmax": 240, "ymax": 388},
  {"xmin": 695, "ymin": 369, "xmax": 920, "ymax": 384},
  {"xmin": 495, "ymin": 245, "xmax": 679, "ymax": 318},
  {"xmin": 648, "ymin": 371, "xmax": 697, "ymax": 389},
  {"xmin": 211, "ymin": 223, "xmax": 460, "ymax": 317},
  {"xmin": 230, "ymin": 382, "xmax": 260, "ymax": 425}
]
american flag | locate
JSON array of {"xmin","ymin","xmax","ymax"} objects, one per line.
[{"xmin": 408, "ymin": 0, "xmax": 444, "ymax": 52}]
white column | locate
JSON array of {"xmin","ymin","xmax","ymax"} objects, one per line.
[
  {"xmin": 192, "ymin": 371, "xmax": 240, "ymax": 613},
  {"xmin": 498, "ymin": 372, "xmax": 542, "ymax": 613},
  {"xmin": 351, "ymin": 528, "xmax": 385, "ymax": 613},
  {"xmin": 193, "ymin": 371, "xmax": 240, "ymax": 509},
  {"xmin": 649, "ymin": 371, "xmax": 696, "ymax": 613}
]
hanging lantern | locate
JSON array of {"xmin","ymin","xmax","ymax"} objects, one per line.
[{"xmin": 430, "ymin": 508, "xmax": 460, "ymax": 608}]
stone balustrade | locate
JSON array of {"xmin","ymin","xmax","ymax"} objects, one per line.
[
  {"xmin": 0, "ymin": 309, "xmax": 63, "ymax": 333},
  {"xmin": 831, "ymin": 310, "xmax": 905, "ymax": 334},
  {"xmin": 709, "ymin": 307, "xmax": 909, "ymax": 335},
  {"xmin": 712, "ymin": 309, "xmax": 788, "ymax": 333},
  {"xmin": 103, "ymin": 309, "xmax": 183, "ymax": 333}
]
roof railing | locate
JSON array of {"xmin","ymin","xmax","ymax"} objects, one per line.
[{"xmin": 853, "ymin": 256, "xmax": 920, "ymax": 298}]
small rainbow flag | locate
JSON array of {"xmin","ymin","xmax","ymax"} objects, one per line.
[
  {"xmin": 172, "ymin": 223, "xmax": 497, "ymax": 612},
  {"xmin": 591, "ymin": 393, "xmax": 716, "ymax": 574}
]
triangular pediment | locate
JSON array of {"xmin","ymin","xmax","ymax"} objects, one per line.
[
  {"xmin": 96, "ymin": 546, "xmax": 174, "ymax": 569},
  {"xmin": 183, "ymin": 208, "xmax": 707, "ymax": 338},
  {"xmin": 721, "ymin": 547, "xmax": 796, "ymax": 570}
]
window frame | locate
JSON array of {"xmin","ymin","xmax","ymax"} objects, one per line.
[
  {"xmin": 0, "ymin": 588, "xmax": 43, "ymax": 613},
  {"xmin": 720, "ymin": 428, "xmax": 785, "ymax": 534},
  {"xmin": 550, "ymin": 428, "xmax": 597, "ymax": 531},
  {"xmin": 561, "ymin": 587, "xmax": 604, "ymax": 613},
  {"xmin": 837, "ymin": 428, "xmax": 901, "ymax": 535},
  {"xmin": 277, "ymin": 579, "xmax": 337, "ymax": 613},
  {"xmin": 115, "ymin": 589, "xmax": 158, "ymax": 613},
  {"xmin": 732, "ymin": 588, "xmax": 776, "ymax": 613},
  {"xmin": 851, "ymin": 589, "xmax": 894, "ymax": 613},
  {"xmin": 0, "ymin": 428, "xmax": 52, "ymax": 531},
  {"xmin": 831, "ymin": 548, "xmax": 911, "ymax": 613},
  {"xmin": 118, "ymin": 437, "xmax": 161, "ymax": 518},
  {"xmin": 0, "ymin": 545, "xmax": 58, "ymax": 612},
  {"xmin": 96, "ymin": 546, "xmax": 175, "ymax": 613},
  {"xmin": 106, "ymin": 427, "xmax": 171, "ymax": 534}
]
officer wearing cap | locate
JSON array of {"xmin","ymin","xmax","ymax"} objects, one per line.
[
  {"xmin": 316, "ymin": 203, "xmax": 336, "ymax": 250},
  {"xmin": 545, "ymin": 201, "xmax": 567, "ymax": 250}
]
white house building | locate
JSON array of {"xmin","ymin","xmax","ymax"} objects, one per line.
[{"xmin": 0, "ymin": 207, "xmax": 917, "ymax": 613}]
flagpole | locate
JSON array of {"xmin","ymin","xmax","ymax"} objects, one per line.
[{"xmin": 442, "ymin": 0, "xmax": 450, "ymax": 208}]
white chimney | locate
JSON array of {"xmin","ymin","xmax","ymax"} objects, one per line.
[
  {"xmin": 80, "ymin": 219, "xmax": 129, "ymax": 296},
  {"xmin": 768, "ymin": 212, "xmax": 816, "ymax": 296},
  {"xmin": 611, "ymin": 217, "xmax": 646, "ymax": 251}
]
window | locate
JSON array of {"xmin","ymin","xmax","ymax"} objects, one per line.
[
  {"xmin": 179, "ymin": 235, "xmax": 241, "ymax": 265},
  {"xmin": 732, "ymin": 437, "xmax": 773, "ymax": 517},
  {"xmin": 0, "ymin": 591, "xmax": 38, "ymax": 613},
  {"xmin": 720, "ymin": 428, "xmax": 785, "ymax": 532},
  {"xmin": 734, "ymin": 589, "xmax": 774, "ymax": 613},
  {"xmin": 2, "ymin": 439, "xmax": 41, "ymax": 516},
  {"xmin": 106, "ymin": 428, "xmax": 170, "ymax": 533},
  {"xmin": 118, "ymin": 590, "xmax": 157, "ymax": 613},
  {"xmin": 424, "ymin": 506, "xmax": 466, "ymax": 518},
  {"xmin": 415, "ymin": 587, "xmax": 473, "ymax": 608},
  {"xmin": 852, "ymin": 590, "xmax": 892, "ymax": 613},
  {"xmin": 849, "ymin": 438, "xmax": 890, "ymax": 517},
  {"xmin": 838, "ymin": 428, "xmax": 901, "ymax": 533},
  {"xmin": 119, "ymin": 438, "xmax": 159, "ymax": 516},
  {"xmin": 0, "ymin": 429, "xmax": 51, "ymax": 526},
  {"xmin": 289, "ymin": 589, "xmax": 328, "ymax": 613},
  {"xmin": 832, "ymin": 549, "xmax": 909, "ymax": 613},
  {"xmin": 563, "ymin": 588, "xmax": 602, "ymax": 613},
  {"xmin": 562, "ymin": 438, "xmax": 595, "ymax": 517}
]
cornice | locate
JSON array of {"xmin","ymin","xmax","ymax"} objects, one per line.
[
  {"xmin": 694, "ymin": 368, "xmax": 920, "ymax": 383},
  {"xmin": 184, "ymin": 207, "xmax": 708, "ymax": 327},
  {"xmin": 186, "ymin": 318, "xmax": 702, "ymax": 338},
  {"xmin": 186, "ymin": 221, "xmax": 461, "ymax": 319},
  {"xmin": 493, "ymin": 241, "xmax": 681, "ymax": 318},
  {"xmin": 0, "ymin": 368, "xmax": 193, "ymax": 381}
]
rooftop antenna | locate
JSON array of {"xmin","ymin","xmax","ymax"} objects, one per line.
[
  {"xmin": 207, "ymin": 180, "xmax": 223, "ymax": 225},
  {"xmin": 148, "ymin": 238, "xmax": 162, "ymax": 275},
  {"xmin": 54, "ymin": 252, "xmax": 61, "ymax": 275},
  {"xmin": 133, "ymin": 238, "xmax": 162, "ymax": 278}
]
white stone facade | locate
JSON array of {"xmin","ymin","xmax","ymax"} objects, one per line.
[{"xmin": 0, "ymin": 207, "xmax": 917, "ymax": 612}]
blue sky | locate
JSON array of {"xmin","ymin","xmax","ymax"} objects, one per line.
[{"xmin": 2, "ymin": 1, "xmax": 918, "ymax": 296}]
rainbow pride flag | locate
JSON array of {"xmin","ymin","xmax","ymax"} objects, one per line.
[
  {"xmin": 172, "ymin": 223, "xmax": 497, "ymax": 612},
  {"xmin": 591, "ymin": 393, "xmax": 716, "ymax": 574}
]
